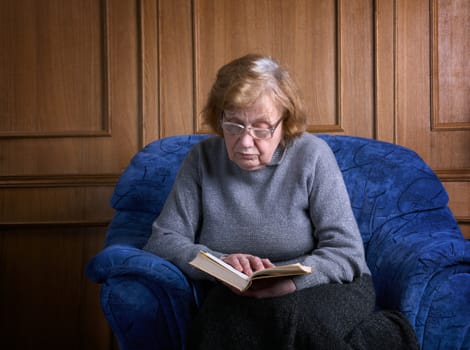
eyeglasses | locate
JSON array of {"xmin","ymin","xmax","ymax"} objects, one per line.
[{"xmin": 221, "ymin": 113, "xmax": 283, "ymax": 140}]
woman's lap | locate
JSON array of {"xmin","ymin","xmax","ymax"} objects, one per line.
[
  {"xmin": 294, "ymin": 274, "xmax": 376, "ymax": 338},
  {"xmin": 187, "ymin": 275, "xmax": 407, "ymax": 350}
]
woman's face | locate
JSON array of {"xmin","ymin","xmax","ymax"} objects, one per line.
[{"xmin": 223, "ymin": 95, "xmax": 284, "ymax": 171}]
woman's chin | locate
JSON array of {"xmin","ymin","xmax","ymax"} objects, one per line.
[{"xmin": 235, "ymin": 159, "xmax": 263, "ymax": 171}]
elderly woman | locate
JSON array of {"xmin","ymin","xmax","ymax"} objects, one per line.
[{"xmin": 144, "ymin": 54, "xmax": 418, "ymax": 349}]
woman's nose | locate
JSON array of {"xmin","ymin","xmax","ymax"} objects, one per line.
[{"xmin": 239, "ymin": 129, "xmax": 255, "ymax": 146}]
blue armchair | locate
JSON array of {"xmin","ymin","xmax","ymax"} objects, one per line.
[{"xmin": 86, "ymin": 134, "xmax": 470, "ymax": 350}]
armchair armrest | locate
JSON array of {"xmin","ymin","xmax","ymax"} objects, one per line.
[
  {"xmin": 366, "ymin": 208, "xmax": 470, "ymax": 349},
  {"xmin": 86, "ymin": 245, "xmax": 186, "ymax": 283},
  {"xmin": 86, "ymin": 246, "xmax": 200, "ymax": 350}
]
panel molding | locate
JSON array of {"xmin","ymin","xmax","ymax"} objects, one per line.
[
  {"xmin": 309, "ymin": 0, "xmax": 344, "ymax": 135},
  {"xmin": 435, "ymin": 168, "xmax": 470, "ymax": 182},
  {"xmin": 0, "ymin": 0, "xmax": 112, "ymax": 139},
  {"xmin": 0, "ymin": 220, "xmax": 110, "ymax": 229},
  {"xmin": 430, "ymin": 0, "xmax": 470, "ymax": 131},
  {"xmin": 192, "ymin": 0, "xmax": 344, "ymax": 135},
  {"xmin": 0, "ymin": 176, "xmax": 116, "ymax": 226},
  {"xmin": 374, "ymin": 0, "xmax": 397, "ymax": 143},
  {"xmin": 138, "ymin": 0, "xmax": 159, "ymax": 146},
  {"xmin": 457, "ymin": 220, "xmax": 470, "ymax": 239},
  {"xmin": 0, "ymin": 130, "xmax": 112, "ymax": 139},
  {"xmin": 0, "ymin": 174, "xmax": 119, "ymax": 188}
]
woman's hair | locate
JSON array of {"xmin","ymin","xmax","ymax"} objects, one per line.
[{"xmin": 202, "ymin": 54, "xmax": 307, "ymax": 145}]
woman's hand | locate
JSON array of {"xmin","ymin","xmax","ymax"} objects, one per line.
[
  {"xmin": 243, "ymin": 278, "xmax": 297, "ymax": 298},
  {"xmin": 222, "ymin": 253, "xmax": 275, "ymax": 276},
  {"xmin": 222, "ymin": 253, "xmax": 297, "ymax": 298}
]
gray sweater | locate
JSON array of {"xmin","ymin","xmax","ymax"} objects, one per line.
[{"xmin": 144, "ymin": 133, "xmax": 370, "ymax": 290}]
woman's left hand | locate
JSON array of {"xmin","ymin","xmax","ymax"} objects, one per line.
[{"xmin": 241, "ymin": 278, "xmax": 297, "ymax": 298}]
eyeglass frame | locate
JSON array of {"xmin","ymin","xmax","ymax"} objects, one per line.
[{"xmin": 220, "ymin": 112, "xmax": 284, "ymax": 140}]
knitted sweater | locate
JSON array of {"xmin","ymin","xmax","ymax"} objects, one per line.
[{"xmin": 143, "ymin": 133, "xmax": 370, "ymax": 290}]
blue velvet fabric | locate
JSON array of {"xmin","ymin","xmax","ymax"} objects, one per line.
[{"xmin": 86, "ymin": 134, "xmax": 470, "ymax": 350}]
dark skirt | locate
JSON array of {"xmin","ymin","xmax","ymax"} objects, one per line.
[{"xmin": 187, "ymin": 275, "xmax": 419, "ymax": 350}]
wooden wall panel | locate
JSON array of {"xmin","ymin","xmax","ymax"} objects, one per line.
[
  {"xmin": 0, "ymin": 226, "xmax": 111, "ymax": 349},
  {"xmin": 141, "ymin": 0, "xmax": 159, "ymax": 144},
  {"xmin": 194, "ymin": 0, "xmax": 338, "ymax": 133},
  {"xmin": 0, "ymin": 0, "xmax": 140, "ymax": 177},
  {"xmin": 0, "ymin": 0, "xmax": 142, "ymax": 222},
  {"xmin": 0, "ymin": 184, "xmax": 114, "ymax": 225},
  {"xmin": 0, "ymin": 0, "xmax": 106, "ymax": 137},
  {"xmin": 432, "ymin": 0, "xmax": 470, "ymax": 129},
  {"xmin": 338, "ymin": 0, "xmax": 374, "ymax": 137},
  {"xmin": 194, "ymin": 0, "xmax": 375, "ymax": 138},
  {"xmin": 158, "ymin": 0, "xmax": 195, "ymax": 137},
  {"xmin": 375, "ymin": 0, "xmax": 396, "ymax": 143}
]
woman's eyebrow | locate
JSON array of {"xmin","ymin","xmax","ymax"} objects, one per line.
[{"xmin": 225, "ymin": 114, "xmax": 270, "ymax": 124}]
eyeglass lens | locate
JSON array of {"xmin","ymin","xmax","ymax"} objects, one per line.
[{"xmin": 222, "ymin": 122, "xmax": 273, "ymax": 139}]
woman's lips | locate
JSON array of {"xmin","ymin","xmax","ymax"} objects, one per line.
[{"xmin": 239, "ymin": 153, "xmax": 257, "ymax": 159}]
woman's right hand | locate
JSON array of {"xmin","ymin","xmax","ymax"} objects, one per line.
[
  {"xmin": 222, "ymin": 253, "xmax": 297, "ymax": 298},
  {"xmin": 222, "ymin": 253, "xmax": 275, "ymax": 276}
]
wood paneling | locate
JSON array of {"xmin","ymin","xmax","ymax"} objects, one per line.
[
  {"xmin": 0, "ymin": 0, "xmax": 142, "ymax": 348},
  {"xmin": 338, "ymin": 0, "xmax": 374, "ymax": 137},
  {"xmin": 432, "ymin": 0, "xmax": 470, "ymax": 130},
  {"xmin": 0, "ymin": 184, "xmax": 114, "ymax": 225},
  {"xmin": 194, "ymin": 0, "xmax": 373, "ymax": 136},
  {"xmin": 375, "ymin": 0, "xmax": 396, "ymax": 143},
  {"xmin": 0, "ymin": 226, "xmax": 111, "ymax": 349},
  {"xmin": 0, "ymin": 0, "xmax": 140, "ymax": 176},
  {"xmin": 140, "ymin": 0, "xmax": 159, "ymax": 144},
  {"xmin": 158, "ymin": 0, "xmax": 195, "ymax": 137},
  {"xmin": 0, "ymin": 0, "xmax": 107, "ymax": 137}
]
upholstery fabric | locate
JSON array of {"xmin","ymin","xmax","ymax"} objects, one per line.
[{"xmin": 86, "ymin": 134, "xmax": 470, "ymax": 350}]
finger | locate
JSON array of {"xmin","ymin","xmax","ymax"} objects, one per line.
[
  {"xmin": 222, "ymin": 254, "xmax": 244, "ymax": 272},
  {"xmin": 245, "ymin": 256, "xmax": 264, "ymax": 272},
  {"xmin": 239, "ymin": 256, "xmax": 254, "ymax": 275},
  {"xmin": 261, "ymin": 258, "xmax": 275, "ymax": 269}
]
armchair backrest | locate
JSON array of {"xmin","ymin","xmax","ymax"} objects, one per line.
[
  {"xmin": 320, "ymin": 135, "xmax": 453, "ymax": 245},
  {"xmin": 105, "ymin": 134, "xmax": 455, "ymax": 249},
  {"xmin": 105, "ymin": 134, "xmax": 210, "ymax": 247}
]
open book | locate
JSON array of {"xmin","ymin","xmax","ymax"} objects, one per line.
[{"xmin": 189, "ymin": 251, "xmax": 312, "ymax": 292}]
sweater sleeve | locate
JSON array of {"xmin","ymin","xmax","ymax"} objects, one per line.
[
  {"xmin": 142, "ymin": 145, "xmax": 223, "ymax": 280},
  {"xmin": 292, "ymin": 139, "xmax": 370, "ymax": 290}
]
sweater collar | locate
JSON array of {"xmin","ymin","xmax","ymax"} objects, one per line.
[{"xmin": 267, "ymin": 143, "xmax": 287, "ymax": 166}]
